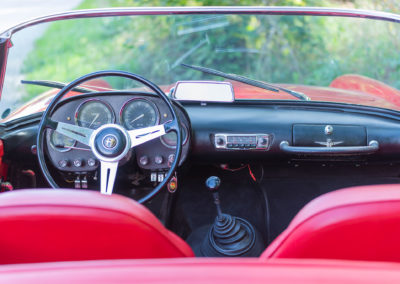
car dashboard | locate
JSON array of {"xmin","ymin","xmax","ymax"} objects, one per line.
[
  {"xmin": 3, "ymin": 98, "xmax": 400, "ymax": 182},
  {"xmin": 46, "ymin": 92, "xmax": 190, "ymax": 176}
]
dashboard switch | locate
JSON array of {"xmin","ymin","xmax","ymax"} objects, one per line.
[
  {"xmin": 158, "ymin": 173, "xmax": 165, "ymax": 182},
  {"xmin": 74, "ymin": 176, "xmax": 81, "ymax": 189},
  {"xmin": 150, "ymin": 172, "xmax": 157, "ymax": 182},
  {"xmin": 59, "ymin": 160, "xmax": 69, "ymax": 168},
  {"xmin": 73, "ymin": 159, "xmax": 83, "ymax": 167},
  {"xmin": 81, "ymin": 176, "xmax": 88, "ymax": 189},
  {"xmin": 168, "ymin": 154, "xmax": 175, "ymax": 167},
  {"xmin": 155, "ymin": 155, "xmax": 164, "ymax": 165},
  {"xmin": 87, "ymin": 158, "xmax": 97, "ymax": 167},
  {"xmin": 139, "ymin": 156, "xmax": 149, "ymax": 166}
]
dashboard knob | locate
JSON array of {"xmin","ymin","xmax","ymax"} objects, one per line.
[
  {"xmin": 87, "ymin": 158, "xmax": 97, "ymax": 167},
  {"xmin": 73, "ymin": 159, "xmax": 83, "ymax": 167},
  {"xmin": 59, "ymin": 159, "xmax": 69, "ymax": 168},
  {"xmin": 31, "ymin": 145, "xmax": 37, "ymax": 155},
  {"xmin": 154, "ymin": 155, "xmax": 164, "ymax": 165},
  {"xmin": 168, "ymin": 154, "xmax": 175, "ymax": 167},
  {"xmin": 216, "ymin": 137, "xmax": 225, "ymax": 146},
  {"xmin": 259, "ymin": 137, "xmax": 268, "ymax": 145},
  {"xmin": 139, "ymin": 156, "xmax": 149, "ymax": 166}
]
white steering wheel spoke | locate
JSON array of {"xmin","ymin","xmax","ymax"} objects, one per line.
[
  {"xmin": 100, "ymin": 161, "xmax": 119, "ymax": 195},
  {"xmin": 128, "ymin": 124, "xmax": 166, "ymax": 148},
  {"xmin": 55, "ymin": 121, "xmax": 93, "ymax": 146}
]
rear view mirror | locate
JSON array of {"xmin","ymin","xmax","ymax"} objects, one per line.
[{"xmin": 172, "ymin": 81, "xmax": 234, "ymax": 102}]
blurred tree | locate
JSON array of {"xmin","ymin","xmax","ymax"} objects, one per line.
[{"xmin": 20, "ymin": 0, "xmax": 400, "ymax": 100}]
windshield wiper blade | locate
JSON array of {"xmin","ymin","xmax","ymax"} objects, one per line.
[
  {"xmin": 181, "ymin": 63, "xmax": 310, "ymax": 101},
  {"xmin": 21, "ymin": 80, "xmax": 95, "ymax": 94}
]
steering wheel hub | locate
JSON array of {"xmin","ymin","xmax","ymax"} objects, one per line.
[
  {"xmin": 94, "ymin": 127, "xmax": 127, "ymax": 158},
  {"xmin": 90, "ymin": 124, "xmax": 131, "ymax": 162}
]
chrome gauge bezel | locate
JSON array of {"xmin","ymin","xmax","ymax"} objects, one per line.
[
  {"xmin": 119, "ymin": 97, "xmax": 160, "ymax": 130},
  {"xmin": 47, "ymin": 129, "xmax": 77, "ymax": 152},
  {"xmin": 74, "ymin": 99, "xmax": 116, "ymax": 129},
  {"xmin": 160, "ymin": 123, "xmax": 188, "ymax": 149}
]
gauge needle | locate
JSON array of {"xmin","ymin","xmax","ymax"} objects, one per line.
[
  {"xmin": 130, "ymin": 114, "xmax": 144, "ymax": 123},
  {"xmin": 90, "ymin": 113, "xmax": 99, "ymax": 128},
  {"xmin": 55, "ymin": 145, "xmax": 91, "ymax": 151},
  {"xmin": 65, "ymin": 146, "xmax": 91, "ymax": 151}
]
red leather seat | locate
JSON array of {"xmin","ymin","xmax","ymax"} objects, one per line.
[
  {"xmin": 0, "ymin": 189, "xmax": 193, "ymax": 264},
  {"xmin": 262, "ymin": 184, "xmax": 400, "ymax": 262}
]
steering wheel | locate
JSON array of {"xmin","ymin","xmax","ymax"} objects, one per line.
[{"xmin": 37, "ymin": 70, "xmax": 182, "ymax": 203}]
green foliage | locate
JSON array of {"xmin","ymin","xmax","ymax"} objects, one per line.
[{"xmin": 19, "ymin": 0, "xmax": 400, "ymax": 102}]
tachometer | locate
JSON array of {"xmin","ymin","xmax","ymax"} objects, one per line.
[
  {"xmin": 121, "ymin": 98, "xmax": 159, "ymax": 130},
  {"xmin": 75, "ymin": 99, "xmax": 115, "ymax": 129},
  {"xmin": 161, "ymin": 124, "xmax": 188, "ymax": 148},
  {"xmin": 49, "ymin": 130, "xmax": 76, "ymax": 152}
]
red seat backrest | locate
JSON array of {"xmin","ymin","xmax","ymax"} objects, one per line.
[
  {"xmin": 0, "ymin": 189, "xmax": 193, "ymax": 264},
  {"xmin": 262, "ymin": 184, "xmax": 400, "ymax": 262}
]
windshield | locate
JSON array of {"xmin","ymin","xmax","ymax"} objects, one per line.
[{"xmin": 3, "ymin": 11, "xmax": 400, "ymax": 118}]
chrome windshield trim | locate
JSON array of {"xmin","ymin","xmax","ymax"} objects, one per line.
[{"xmin": 2, "ymin": 6, "xmax": 400, "ymax": 37}]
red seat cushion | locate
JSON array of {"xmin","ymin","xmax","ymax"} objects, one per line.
[
  {"xmin": 0, "ymin": 189, "xmax": 193, "ymax": 264},
  {"xmin": 261, "ymin": 184, "xmax": 400, "ymax": 262}
]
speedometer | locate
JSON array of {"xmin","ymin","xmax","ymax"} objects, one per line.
[
  {"xmin": 121, "ymin": 98, "xmax": 159, "ymax": 130},
  {"xmin": 75, "ymin": 99, "xmax": 115, "ymax": 129}
]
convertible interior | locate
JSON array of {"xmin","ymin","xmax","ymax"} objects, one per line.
[{"xmin": 1, "ymin": 5, "xmax": 400, "ymax": 283}]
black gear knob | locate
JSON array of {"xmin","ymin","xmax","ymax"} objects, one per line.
[{"xmin": 205, "ymin": 176, "xmax": 221, "ymax": 192}]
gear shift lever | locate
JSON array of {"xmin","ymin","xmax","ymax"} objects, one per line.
[
  {"xmin": 206, "ymin": 176, "xmax": 223, "ymax": 220},
  {"xmin": 201, "ymin": 176, "xmax": 264, "ymax": 257}
]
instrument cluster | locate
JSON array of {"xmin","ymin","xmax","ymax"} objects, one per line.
[{"xmin": 46, "ymin": 93, "xmax": 190, "ymax": 173}]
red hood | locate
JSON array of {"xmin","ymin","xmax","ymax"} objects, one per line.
[
  {"xmin": 231, "ymin": 74, "xmax": 400, "ymax": 111},
  {"xmin": 232, "ymin": 82, "xmax": 400, "ymax": 110},
  {"xmin": 2, "ymin": 74, "xmax": 400, "ymax": 123}
]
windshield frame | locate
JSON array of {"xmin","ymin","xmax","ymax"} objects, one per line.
[{"xmin": 1, "ymin": 6, "xmax": 400, "ymax": 99}]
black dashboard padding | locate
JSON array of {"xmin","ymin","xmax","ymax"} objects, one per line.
[
  {"xmin": 183, "ymin": 102, "xmax": 400, "ymax": 162},
  {"xmin": 293, "ymin": 124, "xmax": 367, "ymax": 147}
]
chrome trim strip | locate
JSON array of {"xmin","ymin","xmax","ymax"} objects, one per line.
[
  {"xmin": 2, "ymin": 7, "xmax": 400, "ymax": 37},
  {"xmin": 280, "ymin": 140, "xmax": 379, "ymax": 155}
]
